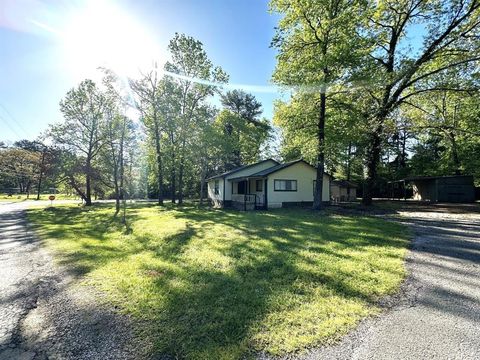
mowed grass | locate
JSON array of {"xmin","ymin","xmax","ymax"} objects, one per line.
[{"xmin": 28, "ymin": 204, "xmax": 409, "ymax": 359}]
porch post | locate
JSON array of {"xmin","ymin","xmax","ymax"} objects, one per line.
[{"xmin": 264, "ymin": 178, "xmax": 268, "ymax": 209}]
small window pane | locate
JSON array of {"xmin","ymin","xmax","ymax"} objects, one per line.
[{"xmin": 286, "ymin": 181, "xmax": 292, "ymax": 190}]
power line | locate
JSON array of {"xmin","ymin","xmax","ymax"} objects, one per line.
[
  {"xmin": 0, "ymin": 115, "xmax": 24, "ymax": 139},
  {"xmin": 0, "ymin": 103, "xmax": 32, "ymax": 139}
]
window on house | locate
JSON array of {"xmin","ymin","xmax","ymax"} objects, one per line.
[
  {"xmin": 214, "ymin": 180, "xmax": 219, "ymax": 195},
  {"xmin": 256, "ymin": 179, "xmax": 263, "ymax": 192},
  {"xmin": 274, "ymin": 179, "xmax": 297, "ymax": 191}
]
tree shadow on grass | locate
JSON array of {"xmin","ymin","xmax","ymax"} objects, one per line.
[
  {"xmin": 138, "ymin": 206, "xmax": 410, "ymax": 357},
  {"xmin": 27, "ymin": 204, "xmax": 410, "ymax": 359}
]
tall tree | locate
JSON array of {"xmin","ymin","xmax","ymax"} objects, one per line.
[
  {"xmin": 51, "ymin": 79, "xmax": 106, "ymax": 205},
  {"xmin": 0, "ymin": 147, "xmax": 41, "ymax": 197},
  {"xmin": 164, "ymin": 33, "xmax": 228, "ymax": 204},
  {"xmin": 220, "ymin": 90, "xmax": 270, "ymax": 168},
  {"xmin": 271, "ymin": 0, "xmax": 367, "ymax": 209},
  {"xmin": 130, "ymin": 66, "xmax": 166, "ymax": 205},
  {"xmin": 359, "ymin": 0, "xmax": 480, "ymax": 204},
  {"xmin": 101, "ymin": 70, "xmax": 137, "ymax": 217}
]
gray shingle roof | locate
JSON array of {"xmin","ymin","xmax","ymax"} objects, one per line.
[
  {"xmin": 249, "ymin": 159, "xmax": 333, "ymax": 178},
  {"xmin": 206, "ymin": 159, "xmax": 279, "ymax": 180}
]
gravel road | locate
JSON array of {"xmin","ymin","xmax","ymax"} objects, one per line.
[
  {"xmin": 287, "ymin": 205, "xmax": 480, "ymax": 360},
  {"xmin": 0, "ymin": 201, "xmax": 149, "ymax": 360}
]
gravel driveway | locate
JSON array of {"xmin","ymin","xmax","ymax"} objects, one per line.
[
  {"xmin": 0, "ymin": 201, "xmax": 149, "ymax": 360},
  {"xmin": 288, "ymin": 204, "xmax": 480, "ymax": 360}
]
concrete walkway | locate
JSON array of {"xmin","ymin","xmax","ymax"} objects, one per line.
[
  {"xmin": 0, "ymin": 202, "xmax": 147, "ymax": 360},
  {"xmin": 296, "ymin": 206, "xmax": 480, "ymax": 360}
]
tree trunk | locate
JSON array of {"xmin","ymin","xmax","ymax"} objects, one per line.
[
  {"xmin": 112, "ymin": 146, "xmax": 120, "ymax": 214},
  {"xmin": 400, "ymin": 131, "xmax": 407, "ymax": 168},
  {"xmin": 114, "ymin": 175, "xmax": 120, "ymax": 214},
  {"xmin": 36, "ymin": 149, "xmax": 46, "ymax": 200},
  {"xmin": 171, "ymin": 135, "xmax": 176, "ymax": 204},
  {"xmin": 178, "ymin": 139, "xmax": 186, "ymax": 205},
  {"xmin": 85, "ymin": 157, "xmax": 92, "ymax": 206},
  {"xmin": 362, "ymin": 129, "xmax": 382, "ymax": 206},
  {"xmin": 199, "ymin": 164, "xmax": 206, "ymax": 206},
  {"xmin": 70, "ymin": 177, "xmax": 88, "ymax": 203},
  {"xmin": 178, "ymin": 162, "xmax": 184, "ymax": 205},
  {"xmin": 346, "ymin": 142, "xmax": 352, "ymax": 199},
  {"xmin": 449, "ymin": 132, "xmax": 461, "ymax": 175},
  {"xmin": 154, "ymin": 122, "xmax": 164, "ymax": 206},
  {"xmin": 119, "ymin": 118, "xmax": 126, "ymax": 223},
  {"xmin": 313, "ymin": 90, "xmax": 326, "ymax": 210}
]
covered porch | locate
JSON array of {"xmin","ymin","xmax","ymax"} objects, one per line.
[{"xmin": 229, "ymin": 176, "xmax": 266, "ymax": 210}]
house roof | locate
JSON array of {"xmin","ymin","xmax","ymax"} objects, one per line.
[
  {"xmin": 234, "ymin": 158, "xmax": 333, "ymax": 179},
  {"xmin": 388, "ymin": 174, "xmax": 474, "ymax": 183},
  {"xmin": 206, "ymin": 159, "xmax": 280, "ymax": 181},
  {"xmin": 405, "ymin": 175, "xmax": 473, "ymax": 181}
]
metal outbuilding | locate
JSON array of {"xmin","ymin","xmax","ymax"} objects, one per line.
[{"xmin": 388, "ymin": 175, "xmax": 475, "ymax": 203}]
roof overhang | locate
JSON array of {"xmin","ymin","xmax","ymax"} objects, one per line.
[
  {"xmin": 388, "ymin": 174, "xmax": 474, "ymax": 184},
  {"xmin": 227, "ymin": 175, "xmax": 266, "ymax": 182},
  {"xmin": 205, "ymin": 158, "xmax": 280, "ymax": 181}
]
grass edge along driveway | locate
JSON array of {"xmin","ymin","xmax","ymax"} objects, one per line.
[{"xmin": 28, "ymin": 204, "xmax": 409, "ymax": 359}]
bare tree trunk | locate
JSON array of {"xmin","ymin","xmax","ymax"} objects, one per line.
[
  {"xmin": 114, "ymin": 171, "xmax": 120, "ymax": 214},
  {"xmin": 178, "ymin": 139, "xmax": 186, "ymax": 205},
  {"xmin": 178, "ymin": 162, "xmax": 184, "ymax": 205},
  {"xmin": 313, "ymin": 90, "xmax": 326, "ymax": 210},
  {"xmin": 119, "ymin": 117, "xmax": 126, "ymax": 223},
  {"xmin": 170, "ymin": 134, "xmax": 176, "ymax": 204},
  {"xmin": 70, "ymin": 177, "xmax": 88, "ymax": 203},
  {"xmin": 85, "ymin": 157, "xmax": 92, "ymax": 206},
  {"xmin": 154, "ymin": 121, "xmax": 164, "ymax": 206},
  {"xmin": 36, "ymin": 148, "xmax": 46, "ymax": 200}
]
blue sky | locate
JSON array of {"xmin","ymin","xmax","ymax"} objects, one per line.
[{"xmin": 0, "ymin": 0, "xmax": 281, "ymax": 142}]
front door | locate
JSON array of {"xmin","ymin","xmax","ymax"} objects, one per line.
[{"xmin": 237, "ymin": 181, "xmax": 247, "ymax": 194}]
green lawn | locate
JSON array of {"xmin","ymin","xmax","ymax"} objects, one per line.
[{"xmin": 28, "ymin": 204, "xmax": 409, "ymax": 359}]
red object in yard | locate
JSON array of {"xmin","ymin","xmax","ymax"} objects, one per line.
[{"xmin": 49, "ymin": 195, "xmax": 55, "ymax": 201}]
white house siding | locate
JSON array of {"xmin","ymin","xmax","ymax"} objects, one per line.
[
  {"xmin": 266, "ymin": 162, "xmax": 330, "ymax": 208},
  {"xmin": 207, "ymin": 178, "xmax": 224, "ymax": 207}
]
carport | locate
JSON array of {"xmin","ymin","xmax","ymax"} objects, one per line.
[{"xmin": 388, "ymin": 175, "xmax": 475, "ymax": 203}]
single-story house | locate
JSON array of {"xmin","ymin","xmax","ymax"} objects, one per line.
[
  {"xmin": 207, "ymin": 159, "xmax": 331, "ymax": 210},
  {"xmin": 330, "ymin": 180, "xmax": 358, "ymax": 202},
  {"xmin": 388, "ymin": 175, "xmax": 475, "ymax": 203}
]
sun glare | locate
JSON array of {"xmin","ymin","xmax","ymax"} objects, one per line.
[{"xmin": 60, "ymin": 1, "xmax": 162, "ymax": 79}]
